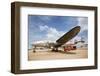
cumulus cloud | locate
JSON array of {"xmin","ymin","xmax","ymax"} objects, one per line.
[
  {"xmin": 39, "ymin": 25, "xmax": 65, "ymax": 41},
  {"xmin": 39, "ymin": 25, "xmax": 49, "ymax": 31},
  {"xmin": 34, "ymin": 17, "xmax": 88, "ymax": 44},
  {"xmin": 77, "ymin": 17, "xmax": 88, "ymax": 32},
  {"xmin": 38, "ymin": 16, "xmax": 52, "ymax": 21}
]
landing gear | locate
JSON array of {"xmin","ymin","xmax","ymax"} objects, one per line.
[
  {"xmin": 52, "ymin": 47, "xmax": 59, "ymax": 52},
  {"xmin": 33, "ymin": 46, "xmax": 36, "ymax": 53}
]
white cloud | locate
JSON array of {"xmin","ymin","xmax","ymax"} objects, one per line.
[
  {"xmin": 77, "ymin": 17, "xmax": 88, "ymax": 32},
  {"xmin": 39, "ymin": 24, "xmax": 88, "ymax": 43},
  {"xmin": 37, "ymin": 17, "xmax": 88, "ymax": 44},
  {"xmin": 39, "ymin": 25, "xmax": 49, "ymax": 31},
  {"xmin": 39, "ymin": 25, "xmax": 65, "ymax": 41},
  {"xmin": 38, "ymin": 16, "xmax": 52, "ymax": 21},
  {"xmin": 46, "ymin": 27, "xmax": 65, "ymax": 41},
  {"xmin": 38, "ymin": 17, "xmax": 88, "ymax": 43}
]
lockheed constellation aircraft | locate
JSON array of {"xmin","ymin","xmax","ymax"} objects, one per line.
[{"xmin": 32, "ymin": 26, "xmax": 81, "ymax": 52}]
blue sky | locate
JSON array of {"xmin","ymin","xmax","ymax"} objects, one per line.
[{"xmin": 28, "ymin": 15, "xmax": 88, "ymax": 49}]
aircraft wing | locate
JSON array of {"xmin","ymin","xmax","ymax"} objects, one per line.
[{"xmin": 55, "ymin": 26, "xmax": 81, "ymax": 47}]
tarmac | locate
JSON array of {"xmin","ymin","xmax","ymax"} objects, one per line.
[{"xmin": 28, "ymin": 48, "xmax": 88, "ymax": 61}]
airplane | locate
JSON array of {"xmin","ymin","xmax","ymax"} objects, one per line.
[{"xmin": 32, "ymin": 26, "xmax": 81, "ymax": 52}]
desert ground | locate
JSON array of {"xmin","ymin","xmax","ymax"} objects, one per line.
[{"xmin": 28, "ymin": 48, "xmax": 88, "ymax": 61}]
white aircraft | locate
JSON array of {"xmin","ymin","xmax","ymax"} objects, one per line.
[{"xmin": 32, "ymin": 26, "xmax": 81, "ymax": 52}]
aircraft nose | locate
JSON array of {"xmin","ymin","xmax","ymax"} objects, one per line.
[
  {"xmin": 75, "ymin": 26, "xmax": 81, "ymax": 32},
  {"xmin": 76, "ymin": 26, "xmax": 81, "ymax": 29}
]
